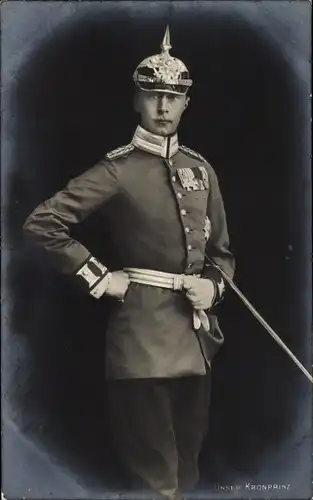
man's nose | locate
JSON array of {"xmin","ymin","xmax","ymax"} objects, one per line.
[{"xmin": 157, "ymin": 95, "xmax": 169, "ymax": 114}]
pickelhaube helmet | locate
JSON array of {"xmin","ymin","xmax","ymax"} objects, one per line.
[{"xmin": 133, "ymin": 26, "xmax": 193, "ymax": 95}]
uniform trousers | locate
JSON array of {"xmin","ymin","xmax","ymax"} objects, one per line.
[{"xmin": 107, "ymin": 374, "xmax": 211, "ymax": 500}]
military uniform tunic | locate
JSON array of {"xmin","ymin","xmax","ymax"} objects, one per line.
[{"xmin": 23, "ymin": 125, "xmax": 235, "ymax": 380}]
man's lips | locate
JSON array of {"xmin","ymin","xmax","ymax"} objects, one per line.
[{"xmin": 154, "ymin": 119, "xmax": 172, "ymax": 125}]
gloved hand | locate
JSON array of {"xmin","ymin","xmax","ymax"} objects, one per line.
[
  {"xmin": 91, "ymin": 270, "xmax": 130, "ymax": 300},
  {"xmin": 105, "ymin": 270, "xmax": 130, "ymax": 300},
  {"xmin": 183, "ymin": 276, "xmax": 216, "ymax": 310}
]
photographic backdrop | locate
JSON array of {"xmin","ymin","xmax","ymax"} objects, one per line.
[{"xmin": 2, "ymin": 1, "xmax": 311, "ymax": 498}]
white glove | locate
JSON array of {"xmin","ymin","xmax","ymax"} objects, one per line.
[
  {"xmin": 183, "ymin": 276, "xmax": 216, "ymax": 310},
  {"xmin": 90, "ymin": 270, "xmax": 130, "ymax": 300}
]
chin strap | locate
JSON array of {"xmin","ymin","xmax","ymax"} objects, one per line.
[{"xmin": 206, "ymin": 255, "xmax": 313, "ymax": 384}]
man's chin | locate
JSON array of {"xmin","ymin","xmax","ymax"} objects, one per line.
[
  {"xmin": 151, "ymin": 125, "xmax": 176, "ymax": 137},
  {"xmin": 158, "ymin": 130, "xmax": 172, "ymax": 137}
]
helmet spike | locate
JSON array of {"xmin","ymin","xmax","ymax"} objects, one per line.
[{"xmin": 160, "ymin": 25, "xmax": 172, "ymax": 54}]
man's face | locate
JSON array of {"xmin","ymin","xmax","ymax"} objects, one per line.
[{"xmin": 134, "ymin": 90, "xmax": 190, "ymax": 136}]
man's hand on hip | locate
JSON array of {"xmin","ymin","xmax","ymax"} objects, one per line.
[
  {"xmin": 105, "ymin": 270, "xmax": 130, "ymax": 300},
  {"xmin": 183, "ymin": 276, "xmax": 216, "ymax": 310}
]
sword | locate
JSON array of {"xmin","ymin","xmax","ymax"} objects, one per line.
[{"xmin": 206, "ymin": 255, "xmax": 313, "ymax": 384}]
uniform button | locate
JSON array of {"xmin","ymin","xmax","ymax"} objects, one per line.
[
  {"xmin": 188, "ymin": 244, "xmax": 193, "ymax": 251},
  {"xmin": 172, "ymin": 175, "xmax": 176, "ymax": 182},
  {"xmin": 188, "ymin": 263, "xmax": 193, "ymax": 269},
  {"xmin": 181, "ymin": 209, "xmax": 187, "ymax": 216},
  {"xmin": 185, "ymin": 227, "xmax": 191, "ymax": 233},
  {"xmin": 177, "ymin": 193, "xmax": 183, "ymax": 199},
  {"xmin": 82, "ymin": 269, "xmax": 89, "ymax": 277}
]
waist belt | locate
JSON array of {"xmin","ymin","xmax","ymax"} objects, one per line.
[{"xmin": 124, "ymin": 267, "xmax": 210, "ymax": 332}]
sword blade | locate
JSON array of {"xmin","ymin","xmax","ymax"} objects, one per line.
[{"xmin": 206, "ymin": 256, "xmax": 313, "ymax": 384}]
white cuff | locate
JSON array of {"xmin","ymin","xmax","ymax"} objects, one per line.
[
  {"xmin": 76, "ymin": 256, "xmax": 108, "ymax": 289},
  {"xmin": 90, "ymin": 273, "xmax": 112, "ymax": 299}
]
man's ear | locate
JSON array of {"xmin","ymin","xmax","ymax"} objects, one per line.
[{"xmin": 184, "ymin": 96, "xmax": 190, "ymax": 110}]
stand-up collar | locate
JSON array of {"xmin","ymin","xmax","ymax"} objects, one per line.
[{"xmin": 131, "ymin": 125, "xmax": 179, "ymax": 159}]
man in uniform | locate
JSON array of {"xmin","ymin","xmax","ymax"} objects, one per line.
[{"xmin": 23, "ymin": 27, "xmax": 235, "ymax": 500}]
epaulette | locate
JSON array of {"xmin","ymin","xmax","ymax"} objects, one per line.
[
  {"xmin": 179, "ymin": 145, "xmax": 206, "ymax": 163},
  {"xmin": 105, "ymin": 144, "xmax": 134, "ymax": 161}
]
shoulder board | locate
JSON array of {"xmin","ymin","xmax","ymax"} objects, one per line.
[
  {"xmin": 179, "ymin": 145, "xmax": 206, "ymax": 163},
  {"xmin": 105, "ymin": 144, "xmax": 134, "ymax": 161}
]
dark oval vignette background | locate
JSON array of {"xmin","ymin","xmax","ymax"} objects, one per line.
[{"xmin": 2, "ymin": 1, "xmax": 311, "ymax": 499}]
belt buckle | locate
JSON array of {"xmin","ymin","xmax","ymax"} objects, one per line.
[{"xmin": 173, "ymin": 274, "xmax": 184, "ymax": 291}]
